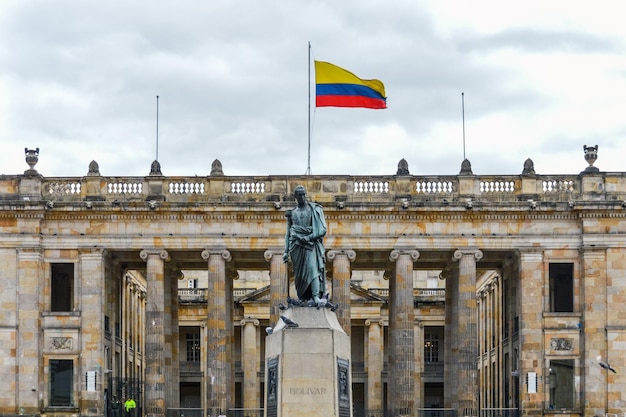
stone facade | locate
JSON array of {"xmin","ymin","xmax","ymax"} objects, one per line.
[{"xmin": 1, "ymin": 152, "xmax": 626, "ymax": 417}]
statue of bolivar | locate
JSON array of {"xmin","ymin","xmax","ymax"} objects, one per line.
[{"xmin": 282, "ymin": 185, "xmax": 327, "ymax": 305}]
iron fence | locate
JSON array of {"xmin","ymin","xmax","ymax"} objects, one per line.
[
  {"xmin": 417, "ymin": 408, "xmax": 457, "ymax": 417},
  {"xmin": 106, "ymin": 378, "xmax": 143, "ymax": 417},
  {"xmin": 166, "ymin": 408, "xmax": 204, "ymax": 417},
  {"xmin": 228, "ymin": 408, "xmax": 264, "ymax": 417},
  {"xmin": 480, "ymin": 408, "xmax": 519, "ymax": 417}
]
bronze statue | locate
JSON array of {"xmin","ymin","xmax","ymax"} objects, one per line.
[{"xmin": 283, "ymin": 185, "xmax": 327, "ymax": 305}]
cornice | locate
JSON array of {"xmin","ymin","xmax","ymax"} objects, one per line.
[{"xmin": 3, "ymin": 208, "xmax": 626, "ymax": 222}]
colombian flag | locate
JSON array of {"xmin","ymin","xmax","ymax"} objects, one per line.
[{"xmin": 315, "ymin": 61, "xmax": 387, "ymax": 109}]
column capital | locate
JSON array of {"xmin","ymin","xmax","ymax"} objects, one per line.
[
  {"xmin": 264, "ymin": 248, "xmax": 285, "ymax": 261},
  {"xmin": 326, "ymin": 249, "xmax": 356, "ymax": 262},
  {"xmin": 389, "ymin": 249, "xmax": 420, "ymax": 262},
  {"xmin": 139, "ymin": 248, "xmax": 169, "ymax": 261},
  {"xmin": 439, "ymin": 268, "xmax": 451, "ymax": 280},
  {"xmin": 365, "ymin": 318, "xmax": 384, "ymax": 327},
  {"xmin": 240, "ymin": 318, "xmax": 260, "ymax": 326},
  {"xmin": 201, "ymin": 248, "xmax": 232, "ymax": 262},
  {"xmin": 452, "ymin": 248, "xmax": 483, "ymax": 262}
]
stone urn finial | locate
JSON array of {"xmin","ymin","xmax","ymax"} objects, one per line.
[
  {"xmin": 87, "ymin": 160, "xmax": 101, "ymax": 176},
  {"xmin": 522, "ymin": 158, "xmax": 536, "ymax": 176},
  {"xmin": 582, "ymin": 145, "xmax": 599, "ymax": 173},
  {"xmin": 24, "ymin": 147, "xmax": 40, "ymax": 175},
  {"xmin": 396, "ymin": 158, "xmax": 410, "ymax": 176},
  {"xmin": 149, "ymin": 159, "xmax": 163, "ymax": 176},
  {"xmin": 459, "ymin": 158, "xmax": 473, "ymax": 175},
  {"xmin": 210, "ymin": 159, "xmax": 224, "ymax": 176}
]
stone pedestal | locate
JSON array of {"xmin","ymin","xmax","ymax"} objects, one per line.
[{"xmin": 264, "ymin": 307, "xmax": 352, "ymax": 417}]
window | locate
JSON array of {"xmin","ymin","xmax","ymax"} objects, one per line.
[
  {"xmin": 549, "ymin": 263, "xmax": 574, "ymax": 312},
  {"xmin": 49, "ymin": 359, "xmax": 73, "ymax": 407},
  {"xmin": 186, "ymin": 331, "xmax": 200, "ymax": 362},
  {"xmin": 548, "ymin": 359, "xmax": 575, "ymax": 410},
  {"xmin": 188, "ymin": 279, "xmax": 198, "ymax": 289},
  {"xmin": 424, "ymin": 333, "xmax": 439, "ymax": 363},
  {"xmin": 51, "ymin": 263, "xmax": 74, "ymax": 312}
]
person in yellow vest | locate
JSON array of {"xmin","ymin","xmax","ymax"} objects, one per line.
[{"xmin": 124, "ymin": 397, "xmax": 136, "ymax": 417}]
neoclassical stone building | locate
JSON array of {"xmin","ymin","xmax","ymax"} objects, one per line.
[{"xmin": 1, "ymin": 147, "xmax": 626, "ymax": 417}]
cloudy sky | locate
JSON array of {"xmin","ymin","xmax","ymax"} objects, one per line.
[{"xmin": 1, "ymin": 1, "xmax": 625, "ymax": 178}]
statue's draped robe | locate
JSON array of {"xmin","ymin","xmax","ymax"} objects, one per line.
[{"xmin": 286, "ymin": 202, "xmax": 326, "ymax": 301}]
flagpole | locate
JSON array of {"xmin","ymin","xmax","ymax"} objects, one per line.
[
  {"xmin": 306, "ymin": 42, "xmax": 312, "ymax": 175},
  {"xmin": 461, "ymin": 92, "xmax": 466, "ymax": 160},
  {"xmin": 156, "ymin": 95, "xmax": 160, "ymax": 161}
]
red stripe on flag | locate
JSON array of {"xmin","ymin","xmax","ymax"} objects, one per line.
[{"xmin": 316, "ymin": 95, "xmax": 386, "ymax": 109}]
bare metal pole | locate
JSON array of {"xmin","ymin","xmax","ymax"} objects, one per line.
[
  {"xmin": 156, "ymin": 95, "xmax": 160, "ymax": 161},
  {"xmin": 306, "ymin": 42, "xmax": 312, "ymax": 175},
  {"xmin": 462, "ymin": 92, "xmax": 466, "ymax": 160}
]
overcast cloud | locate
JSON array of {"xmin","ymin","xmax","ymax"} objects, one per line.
[{"xmin": 1, "ymin": 0, "xmax": 625, "ymax": 178}]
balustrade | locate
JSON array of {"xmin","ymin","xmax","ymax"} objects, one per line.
[{"xmin": 4, "ymin": 172, "xmax": 626, "ymax": 205}]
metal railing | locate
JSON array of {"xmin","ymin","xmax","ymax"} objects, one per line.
[
  {"xmin": 228, "ymin": 408, "xmax": 264, "ymax": 417},
  {"xmin": 479, "ymin": 408, "xmax": 519, "ymax": 417},
  {"xmin": 166, "ymin": 408, "xmax": 203, "ymax": 417},
  {"xmin": 417, "ymin": 409, "xmax": 457, "ymax": 417},
  {"xmin": 159, "ymin": 406, "xmax": 518, "ymax": 417},
  {"xmin": 357, "ymin": 410, "xmax": 386, "ymax": 417}
]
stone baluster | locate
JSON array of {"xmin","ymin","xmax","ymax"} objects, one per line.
[{"xmin": 327, "ymin": 249, "xmax": 356, "ymax": 334}]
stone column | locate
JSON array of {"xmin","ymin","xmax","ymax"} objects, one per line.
[
  {"xmin": 415, "ymin": 320, "xmax": 423, "ymax": 409},
  {"xmin": 132, "ymin": 283, "xmax": 139, "ymax": 376},
  {"xmin": 16, "ymin": 248, "xmax": 43, "ymax": 415},
  {"xmin": 517, "ymin": 250, "xmax": 543, "ymax": 416},
  {"xmin": 140, "ymin": 249, "xmax": 169, "ymax": 417},
  {"xmin": 265, "ymin": 249, "xmax": 288, "ymax": 326},
  {"xmin": 493, "ymin": 278, "xmax": 502, "ymax": 407},
  {"xmin": 388, "ymin": 249, "xmax": 419, "ymax": 417},
  {"xmin": 444, "ymin": 249, "xmax": 482, "ymax": 417},
  {"xmin": 582, "ymin": 248, "xmax": 608, "ymax": 416},
  {"xmin": 122, "ymin": 273, "xmax": 130, "ymax": 378},
  {"xmin": 477, "ymin": 291, "xmax": 485, "ymax": 409},
  {"xmin": 200, "ymin": 323, "xmax": 208, "ymax": 417},
  {"xmin": 79, "ymin": 248, "xmax": 107, "ymax": 415},
  {"xmin": 365, "ymin": 319, "xmax": 384, "ymax": 412},
  {"xmin": 202, "ymin": 249, "xmax": 233, "ymax": 416},
  {"xmin": 241, "ymin": 317, "xmax": 260, "ymax": 409},
  {"xmin": 327, "ymin": 249, "xmax": 356, "ymax": 334},
  {"xmin": 166, "ymin": 265, "xmax": 181, "ymax": 410},
  {"xmin": 139, "ymin": 289, "xmax": 146, "ymax": 372}
]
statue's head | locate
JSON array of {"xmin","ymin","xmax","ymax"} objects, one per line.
[
  {"xmin": 293, "ymin": 185, "xmax": 306, "ymax": 197},
  {"xmin": 293, "ymin": 185, "xmax": 307, "ymax": 205}
]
